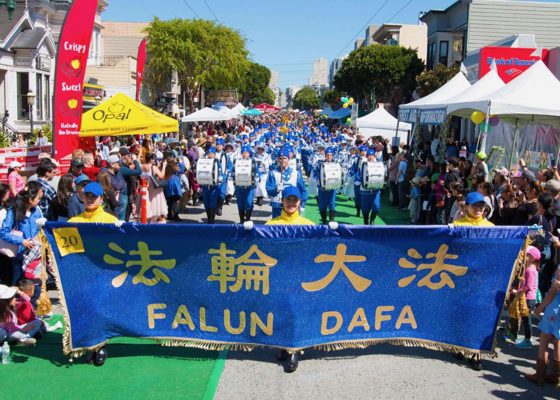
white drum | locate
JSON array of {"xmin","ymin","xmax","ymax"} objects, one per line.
[
  {"xmin": 361, "ymin": 161, "xmax": 385, "ymax": 190},
  {"xmin": 234, "ymin": 159, "xmax": 255, "ymax": 187},
  {"xmin": 196, "ymin": 158, "xmax": 220, "ymax": 186},
  {"xmin": 320, "ymin": 162, "xmax": 344, "ymax": 191}
]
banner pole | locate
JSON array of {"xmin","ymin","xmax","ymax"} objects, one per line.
[{"xmin": 508, "ymin": 119, "xmax": 520, "ymax": 170}]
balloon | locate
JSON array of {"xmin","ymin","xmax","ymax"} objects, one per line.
[
  {"xmin": 489, "ymin": 115, "xmax": 500, "ymax": 127},
  {"xmin": 341, "ymin": 97, "xmax": 349, "ymax": 103},
  {"xmin": 343, "ymin": 103, "xmax": 348, "ymax": 108},
  {"xmin": 480, "ymin": 121, "xmax": 492, "ymax": 133},
  {"xmin": 346, "ymin": 120, "xmax": 352, "ymax": 126},
  {"xmin": 471, "ymin": 111, "xmax": 486, "ymax": 124},
  {"xmin": 348, "ymin": 98, "xmax": 354, "ymax": 104}
]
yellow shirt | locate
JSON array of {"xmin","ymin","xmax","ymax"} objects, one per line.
[
  {"xmin": 68, "ymin": 206, "xmax": 119, "ymax": 223},
  {"xmin": 453, "ymin": 214, "xmax": 495, "ymax": 227},
  {"xmin": 265, "ymin": 210, "xmax": 315, "ymax": 225}
]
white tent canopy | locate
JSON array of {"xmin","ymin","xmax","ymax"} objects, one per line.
[
  {"xmin": 443, "ymin": 68, "xmax": 505, "ymax": 117},
  {"xmin": 398, "ymin": 71, "xmax": 471, "ymax": 123},
  {"xmin": 212, "ymin": 101, "xmax": 238, "ymax": 118},
  {"xmin": 448, "ymin": 61, "xmax": 560, "ymax": 128},
  {"xmin": 181, "ymin": 107, "xmax": 233, "ymax": 122},
  {"xmin": 357, "ymin": 107, "xmax": 411, "ymax": 142},
  {"xmin": 231, "ymin": 103, "xmax": 246, "ymax": 115}
]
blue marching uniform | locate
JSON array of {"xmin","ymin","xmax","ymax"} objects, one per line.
[
  {"xmin": 348, "ymin": 155, "xmax": 365, "ymax": 216},
  {"xmin": 201, "ymin": 148, "xmax": 228, "ymax": 224},
  {"xmin": 266, "ymin": 162, "xmax": 308, "ymax": 219},
  {"xmin": 356, "ymin": 151, "xmax": 384, "ymax": 225},
  {"xmin": 234, "ymin": 146, "xmax": 261, "ymax": 223}
]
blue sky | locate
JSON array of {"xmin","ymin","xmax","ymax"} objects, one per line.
[{"xmin": 103, "ymin": 0, "xmax": 559, "ymax": 89}]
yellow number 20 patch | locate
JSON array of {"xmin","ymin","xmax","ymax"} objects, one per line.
[{"xmin": 53, "ymin": 228, "xmax": 85, "ymax": 257}]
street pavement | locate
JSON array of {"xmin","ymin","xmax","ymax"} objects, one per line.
[{"xmin": 49, "ymin": 198, "xmax": 558, "ymax": 399}]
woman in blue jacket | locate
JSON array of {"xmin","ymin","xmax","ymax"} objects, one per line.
[{"xmin": 0, "ymin": 181, "xmax": 43, "ymax": 285}]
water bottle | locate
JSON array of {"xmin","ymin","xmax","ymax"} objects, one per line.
[{"xmin": 2, "ymin": 341, "xmax": 9, "ymax": 364}]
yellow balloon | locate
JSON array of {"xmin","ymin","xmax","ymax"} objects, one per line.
[
  {"xmin": 471, "ymin": 111, "xmax": 486, "ymax": 125},
  {"xmin": 349, "ymin": 98, "xmax": 354, "ymax": 104},
  {"xmin": 343, "ymin": 103, "xmax": 348, "ymax": 108}
]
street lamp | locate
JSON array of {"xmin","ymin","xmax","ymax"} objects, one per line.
[
  {"xmin": 0, "ymin": 0, "xmax": 16, "ymax": 20},
  {"xmin": 27, "ymin": 91, "xmax": 35, "ymax": 136}
]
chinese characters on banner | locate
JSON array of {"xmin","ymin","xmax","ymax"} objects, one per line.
[
  {"xmin": 41, "ymin": 223, "xmax": 527, "ymax": 355},
  {"xmin": 52, "ymin": 0, "xmax": 98, "ymax": 159}
]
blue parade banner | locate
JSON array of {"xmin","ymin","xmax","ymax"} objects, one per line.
[{"xmin": 41, "ymin": 223, "xmax": 527, "ymax": 355}]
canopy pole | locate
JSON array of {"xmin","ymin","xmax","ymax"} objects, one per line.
[
  {"xmin": 393, "ymin": 118, "xmax": 400, "ymax": 148},
  {"xmin": 480, "ymin": 103, "xmax": 491, "ymax": 154},
  {"xmin": 508, "ymin": 119, "xmax": 520, "ymax": 170},
  {"xmin": 554, "ymin": 129, "xmax": 560, "ymax": 169}
]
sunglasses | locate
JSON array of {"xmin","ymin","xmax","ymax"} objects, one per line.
[{"xmin": 469, "ymin": 202, "xmax": 486, "ymax": 210}]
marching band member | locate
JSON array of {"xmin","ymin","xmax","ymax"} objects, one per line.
[
  {"xmin": 234, "ymin": 145, "xmax": 259, "ymax": 223},
  {"xmin": 214, "ymin": 139, "xmax": 231, "ymax": 215},
  {"xmin": 316, "ymin": 147, "xmax": 338, "ymax": 224},
  {"xmin": 201, "ymin": 148, "xmax": 226, "ymax": 224},
  {"xmin": 347, "ymin": 145, "xmax": 368, "ymax": 217},
  {"xmin": 356, "ymin": 149, "xmax": 383, "ymax": 225},
  {"xmin": 266, "ymin": 149, "xmax": 308, "ymax": 219},
  {"xmin": 254, "ymin": 143, "xmax": 271, "ymax": 206},
  {"xmin": 224, "ymin": 142, "xmax": 237, "ymax": 205},
  {"xmin": 307, "ymin": 143, "xmax": 326, "ymax": 199}
]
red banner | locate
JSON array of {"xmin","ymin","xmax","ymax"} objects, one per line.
[
  {"xmin": 52, "ymin": 0, "xmax": 98, "ymax": 160},
  {"xmin": 479, "ymin": 46, "xmax": 549, "ymax": 83},
  {"xmin": 136, "ymin": 39, "xmax": 147, "ymax": 102}
]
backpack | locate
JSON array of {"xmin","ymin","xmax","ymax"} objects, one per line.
[{"xmin": 404, "ymin": 160, "xmax": 416, "ymax": 182}]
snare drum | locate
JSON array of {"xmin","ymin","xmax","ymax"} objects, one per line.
[
  {"xmin": 319, "ymin": 162, "xmax": 344, "ymax": 190},
  {"xmin": 196, "ymin": 158, "xmax": 220, "ymax": 186},
  {"xmin": 234, "ymin": 159, "xmax": 255, "ymax": 187},
  {"xmin": 361, "ymin": 161, "xmax": 385, "ymax": 190}
]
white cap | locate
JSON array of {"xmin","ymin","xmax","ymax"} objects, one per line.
[
  {"xmin": 109, "ymin": 147, "xmax": 120, "ymax": 155},
  {"xmin": 9, "ymin": 161, "xmax": 23, "ymax": 168},
  {"xmin": 0, "ymin": 284, "xmax": 16, "ymax": 299}
]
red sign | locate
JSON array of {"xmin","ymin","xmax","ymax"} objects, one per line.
[
  {"xmin": 52, "ymin": 0, "xmax": 98, "ymax": 160},
  {"xmin": 479, "ymin": 46, "xmax": 549, "ymax": 83},
  {"xmin": 136, "ymin": 39, "xmax": 147, "ymax": 102}
]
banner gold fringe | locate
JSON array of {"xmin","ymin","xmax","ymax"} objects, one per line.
[{"xmin": 40, "ymin": 229, "xmax": 529, "ymax": 361}]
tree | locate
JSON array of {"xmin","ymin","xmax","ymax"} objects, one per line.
[
  {"xmin": 237, "ymin": 62, "xmax": 271, "ymax": 106},
  {"xmin": 333, "ymin": 45, "xmax": 425, "ymax": 114},
  {"xmin": 322, "ymin": 90, "xmax": 345, "ymax": 108},
  {"xmin": 251, "ymin": 87, "xmax": 275, "ymax": 106},
  {"xmin": 144, "ymin": 18, "xmax": 250, "ymax": 111},
  {"xmin": 416, "ymin": 63, "xmax": 460, "ymax": 98},
  {"xmin": 292, "ymin": 87, "xmax": 320, "ymax": 110}
]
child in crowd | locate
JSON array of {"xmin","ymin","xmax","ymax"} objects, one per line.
[
  {"xmin": 16, "ymin": 279, "xmax": 47, "ymax": 335},
  {"xmin": 163, "ymin": 158, "xmax": 183, "ymax": 222},
  {"xmin": 0, "ymin": 284, "xmax": 41, "ymax": 346},
  {"xmin": 453, "ymin": 201, "xmax": 466, "ymax": 222},
  {"xmin": 515, "ymin": 247, "xmax": 540, "ymax": 349},
  {"xmin": 426, "ymin": 174, "xmax": 440, "ymax": 225},
  {"xmin": 409, "ymin": 177, "xmax": 421, "ymax": 224},
  {"xmin": 527, "ymin": 261, "xmax": 560, "ymax": 386}
]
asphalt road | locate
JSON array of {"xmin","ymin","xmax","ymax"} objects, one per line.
[{"xmin": 48, "ymin": 198, "xmax": 558, "ymax": 399}]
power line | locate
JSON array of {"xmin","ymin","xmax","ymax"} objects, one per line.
[
  {"xmin": 333, "ymin": 0, "xmax": 389, "ymax": 59},
  {"xmin": 181, "ymin": 0, "xmax": 200, "ymax": 18},
  {"xmin": 386, "ymin": 0, "xmax": 414, "ymax": 23},
  {"xmin": 203, "ymin": 0, "xmax": 219, "ymax": 22}
]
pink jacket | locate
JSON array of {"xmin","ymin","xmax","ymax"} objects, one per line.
[{"xmin": 0, "ymin": 310, "xmax": 25, "ymax": 333}]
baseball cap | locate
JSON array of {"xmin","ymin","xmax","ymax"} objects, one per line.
[
  {"xmin": 545, "ymin": 179, "xmax": 560, "ymax": 193},
  {"xmin": 282, "ymin": 186, "xmax": 302, "ymax": 200},
  {"xmin": 9, "ymin": 161, "xmax": 23, "ymax": 168},
  {"xmin": 359, "ymin": 145, "xmax": 368, "ymax": 152},
  {"xmin": 521, "ymin": 169, "xmax": 536, "ymax": 182},
  {"xmin": 0, "ymin": 284, "xmax": 16, "ymax": 299},
  {"xmin": 493, "ymin": 167, "xmax": 509, "ymax": 176},
  {"xmin": 465, "ymin": 192, "xmax": 485, "ymax": 205},
  {"xmin": 477, "ymin": 151, "xmax": 487, "ymax": 160},
  {"xmin": 106, "ymin": 155, "xmax": 121, "ymax": 164},
  {"xmin": 278, "ymin": 149, "xmax": 290, "ymax": 158},
  {"xmin": 71, "ymin": 158, "xmax": 84, "ymax": 167},
  {"xmin": 411, "ymin": 177, "xmax": 421, "ymax": 186},
  {"xmin": 74, "ymin": 174, "xmax": 92, "ymax": 186},
  {"xmin": 83, "ymin": 182, "xmax": 103, "ymax": 197},
  {"xmin": 216, "ymin": 138, "xmax": 224, "ymax": 145},
  {"xmin": 206, "ymin": 147, "xmax": 216, "ymax": 155},
  {"xmin": 526, "ymin": 246, "xmax": 541, "ymax": 260},
  {"xmin": 325, "ymin": 147, "xmax": 334, "ymax": 155},
  {"xmin": 366, "ymin": 149, "xmax": 375, "ymax": 156},
  {"xmin": 118, "ymin": 147, "xmax": 130, "ymax": 156}
]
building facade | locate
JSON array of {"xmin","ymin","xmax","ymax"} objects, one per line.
[
  {"xmin": 0, "ymin": 0, "xmax": 107, "ymax": 135},
  {"xmin": 308, "ymin": 57, "xmax": 328, "ymax": 87},
  {"xmin": 328, "ymin": 56, "xmax": 347, "ymax": 89},
  {"xmin": 370, "ymin": 24, "xmax": 428, "ymax": 62},
  {"xmin": 421, "ymin": 0, "xmax": 560, "ymax": 71}
]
